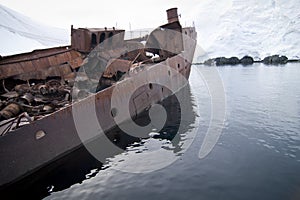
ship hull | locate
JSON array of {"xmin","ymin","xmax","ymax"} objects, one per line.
[{"xmin": 0, "ymin": 42, "xmax": 196, "ymax": 188}]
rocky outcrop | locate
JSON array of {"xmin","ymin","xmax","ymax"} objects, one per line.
[
  {"xmin": 204, "ymin": 56, "xmax": 253, "ymax": 66},
  {"xmin": 228, "ymin": 57, "xmax": 240, "ymax": 65},
  {"xmin": 202, "ymin": 55, "xmax": 297, "ymax": 66},
  {"xmin": 214, "ymin": 57, "xmax": 241, "ymax": 65},
  {"xmin": 203, "ymin": 58, "xmax": 215, "ymax": 66},
  {"xmin": 215, "ymin": 57, "xmax": 229, "ymax": 65},
  {"xmin": 263, "ymin": 55, "xmax": 288, "ymax": 65},
  {"xmin": 240, "ymin": 56, "xmax": 254, "ymax": 65}
]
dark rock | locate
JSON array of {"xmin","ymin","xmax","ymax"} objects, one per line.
[
  {"xmin": 228, "ymin": 57, "xmax": 240, "ymax": 65},
  {"xmin": 263, "ymin": 56, "xmax": 272, "ymax": 65},
  {"xmin": 203, "ymin": 54, "xmax": 292, "ymax": 67},
  {"xmin": 205, "ymin": 56, "xmax": 245, "ymax": 66},
  {"xmin": 215, "ymin": 57, "xmax": 228, "ymax": 66},
  {"xmin": 204, "ymin": 58, "xmax": 215, "ymax": 66},
  {"xmin": 264, "ymin": 55, "xmax": 280, "ymax": 64},
  {"xmin": 263, "ymin": 55, "xmax": 288, "ymax": 65},
  {"xmin": 279, "ymin": 55, "xmax": 288, "ymax": 64},
  {"xmin": 240, "ymin": 56, "xmax": 254, "ymax": 65},
  {"xmin": 272, "ymin": 55, "xmax": 281, "ymax": 63},
  {"xmin": 263, "ymin": 56, "xmax": 272, "ymax": 64}
]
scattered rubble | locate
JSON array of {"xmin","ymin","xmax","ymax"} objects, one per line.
[{"xmin": 0, "ymin": 78, "xmax": 71, "ymax": 122}]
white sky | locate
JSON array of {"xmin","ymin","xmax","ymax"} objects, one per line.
[{"xmin": 0, "ymin": 0, "xmax": 198, "ymax": 30}]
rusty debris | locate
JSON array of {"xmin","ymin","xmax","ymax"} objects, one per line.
[{"xmin": 0, "ymin": 78, "xmax": 71, "ymax": 121}]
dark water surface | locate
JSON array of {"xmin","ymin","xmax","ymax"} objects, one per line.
[{"xmin": 4, "ymin": 63, "xmax": 300, "ymax": 199}]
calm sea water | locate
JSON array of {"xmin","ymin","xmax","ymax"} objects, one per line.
[{"xmin": 4, "ymin": 63, "xmax": 300, "ymax": 199}]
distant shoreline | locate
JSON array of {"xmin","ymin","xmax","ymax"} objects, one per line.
[{"xmin": 194, "ymin": 55, "xmax": 300, "ymax": 66}]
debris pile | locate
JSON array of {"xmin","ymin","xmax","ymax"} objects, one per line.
[{"xmin": 0, "ymin": 78, "xmax": 72, "ymax": 122}]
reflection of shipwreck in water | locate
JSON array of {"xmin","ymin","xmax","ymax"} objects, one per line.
[{"xmin": 0, "ymin": 8, "xmax": 197, "ymax": 188}]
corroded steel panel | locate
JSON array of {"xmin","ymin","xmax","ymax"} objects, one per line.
[
  {"xmin": 69, "ymin": 56, "xmax": 83, "ymax": 69},
  {"xmin": 103, "ymin": 59, "xmax": 132, "ymax": 78},
  {"xmin": 0, "ymin": 49, "xmax": 83, "ymax": 80}
]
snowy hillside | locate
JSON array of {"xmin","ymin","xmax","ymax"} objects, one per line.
[
  {"xmin": 0, "ymin": 4, "xmax": 69, "ymax": 56},
  {"xmin": 193, "ymin": 0, "xmax": 300, "ymax": 61},
  {"xmin": 1, "ymin": 1, "xmax": 299, "ymax": 61}
]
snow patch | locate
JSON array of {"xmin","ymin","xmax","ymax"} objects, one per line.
[{"xmin": 0, "ymin": 4, "xmax": 69, "ymax": 56}]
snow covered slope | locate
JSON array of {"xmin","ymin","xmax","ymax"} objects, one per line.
[
  {"xmin": 0, "ymin": 4, "xmax": 69, "ymax": 56},
  {"xmin": 1, "ymin": 1, "xmax": 299, "ymax": 61},
  {"xmin": 193, "ymin": 0, "xmax": 300, "ymax": 61}
]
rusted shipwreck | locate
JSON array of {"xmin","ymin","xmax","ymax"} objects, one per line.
[{"xmin": 0, "ymin": 8, "xmax": 197, "ymax": 188}]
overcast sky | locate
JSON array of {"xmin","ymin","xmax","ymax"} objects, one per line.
[{"xmin": 0, "ymin": 0, "xmax": 200, "ymax": 30}]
